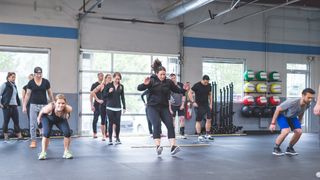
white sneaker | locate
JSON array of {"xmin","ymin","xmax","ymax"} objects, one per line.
[
  {"xmin": 205, "ymin": 134, "xmax": 214, "ymax": 141},
  {"xmin": 198, "ymin": 135, "xmax": 205, "ymax": 142}
]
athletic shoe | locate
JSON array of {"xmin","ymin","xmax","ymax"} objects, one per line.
[
  {"xmin": 108, "ymin": 141, "xmax": 113, "ymax": 145},
  {"xmin": 198, "ymin": 135, "xmax": 205, "ymax": 142},
  {"xmin": 93, "ymin": 133, "xmax": 98, "ymax": 138},
  {"xmin": 30, "ymin": 140, "xmax": 37, "ymax": 148},
  {"xmin": 171, "ymin": 146, "xmax": 181, "ymax": 155},
  {"xmin": 63, "ymin": 150, "xmax": 73, "ymax": 159},
  {"xmin": 149, "ymin": 134, "xmax": 153, "ymax": 138},
  {"xmin": 38, "ymin": 151, "xmax": 47, "ymax": 160},
  {"xmin": 205, "ymin": 134, "xmax": 214, "ymax": 141},
  {"xmin": 180, "ymin": 135, "xmax": 187, "ymax": 139},
  {"xmin": 272, "ymin": 147, "xmax": 285, "ymax": 156},
  {"xmin": 285, "ymin": 147, "xmax": 299, "ymax": 156},
  {"xmin": 156, "ymin": 146, "xmax": 163, "ymax": 155},
  {"xmin": 115, "ymin": 139, "xmax": 122, "ymax": 145}
]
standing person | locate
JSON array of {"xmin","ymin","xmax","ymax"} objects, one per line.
[
  {"xmin": 137, "ymin": 59, "xmax": 185, "ymax": 156},
  {"xmin": 184, "ymin": 82, "xmax": 193, "ymax": 120},
  {"xmin": 0, "ymin": 72, "xmax": 23, "ymax": 140},
  {"xmin": 102, "ymin": 72, "xmax": 126, "ymax": 145},
  {"xmin": 141, "ymin": 89, "xmax": 153, "ymax": 137},
  {"xmin": 22, "ymin": 73, "xmax": 34, "ymax": 121},
  {"xmin": 90, "ymin": 72, "xmax": 104, "ymax": 138},
  {"xmin": 90, "ymin": 73, "xmax": 112, "ymax": 141},
  {"xmin": 188, "ymin": 75, "xmax": 214, "ymax": 142},
  {"xmin": 23, "ymin": 67, "xmax": 54, "ymax": 148},
  {"xmin": 37, "ymin": 94, "xmax": 73, "ymax": 160},
  {"xmin": 313, "ymin": 85, "xmax": 320, "ymax": 116},
  {"xmin": 169, "ymin": 73, "xmax": 186, "ymax": 139},
  {"xmin": 269, "ymin": 88, "xmax": 315, "ymax": 156}
]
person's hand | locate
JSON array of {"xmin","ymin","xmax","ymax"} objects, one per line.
[
  {"xmin": 109, "ymin": 88, "xmax": 114, "ymax": 93},
  {"xmin": 91, "ymin": 105, "xmax": 95, "ymax": 112},
  {"xmin": 144, "ymin": 77, "xmax": 150, "ymax": 85},
  {"xmin": 192, "ymin": 102, "xmax": 198, "ymax": 107},
  {"xmin": 37, "ymin": 117, "xmax": 41, "ymax": 125},
  {"xmin": 122, "ymin": 109, "xmax": 126, "ymax": 114},
  {"xmin": 0, "ymin": 104, "xmax": 3, "ymax": 108},
  {"xmin": 169, "ymin": 109, "xmax": 173, "ymax": 115},
  {"xmin": 313, "ymin": 103, "xmax": 320, "ymax": 116},
  {"xmin": 180, "ymin": 105, "xmax": 184, "ymax": 110},
  {"xmin": 269, "ymin": 124, "xmax": 276, "ymax": 132},
  {"xmin": 97, "ymin": 99, "xmax": 104, "ymax": 104}
]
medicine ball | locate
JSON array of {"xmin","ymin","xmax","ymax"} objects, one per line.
[
  {"xmin": 241, "ymin": 106, "xmax": 253, "ymax": 117},
  {"xmin": 269, "ymin": 96, "xmax": 281, "ymax": 106},
  {"xmin": 253, "ymin": 107, "xmax": 263, "ymax": 117},
  {"xmin": 269, "ymin": 71, "xmax": 280, "ymax": 81},
  {"xmin": 256, "ymin": 71, "xmax": 267, "ymax": 81},
  {"xmin": 244, "ymin": 70, "xmax": 255, "ymax": 81},
  {"xmin": 256, "ymin": 96, "xmax": 268, "ymax": 106},
  {"xmin": 263, "ymin": 107, "xmax": 273, "ymax": 117},
  {"xmin": 244, "ymin": 82, "xmax": 255, "ymax": 93},
  {"xmin": 256, "ymin": 83, "xmax": 267, "ymax": 93},
  {"xmin": 270, "ymin": 83, "xmax": 282, "ymax": 93},
  {"xmin": 243, "ymin": 96, "xmax": 254, "ymax": 105}
]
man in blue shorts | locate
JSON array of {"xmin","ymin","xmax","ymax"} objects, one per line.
[{"xmin": 269, "ymin": 88, "xmax": 315, "ymax": 156}]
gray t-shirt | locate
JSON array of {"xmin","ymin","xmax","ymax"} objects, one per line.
[
  {"xmin": 279, "ymin": 98, "xmax": 310, "ymax": 118},
  {"xmin": 170, "ymin": 82, "xmax": 184, "ymax": 106}
]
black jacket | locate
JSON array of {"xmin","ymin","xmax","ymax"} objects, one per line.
[
  {"xmin": 102, "ymin": 82, "xmax": 126, "ymax": 109},
  {"xmin": 137, "ymin": 75, "xmax": 185, "ymax": 107},
  {"xmin": 1, "ymin": 81, "xmax": 21, "ymax": 106}
]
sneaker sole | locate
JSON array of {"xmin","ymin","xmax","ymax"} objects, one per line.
[
  {"xmin": 272, "ymin": 152, "xmax": 285, "ymax": 156},
  {"xmin": 285, "ymin": 152, "xmax": 299, "ymax": 156},
  {"xmin": 171, "ymin": 147, "xmax": 181, "ymax": 155}
]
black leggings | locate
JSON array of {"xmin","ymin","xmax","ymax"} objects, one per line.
[
  {"xmin": 147, "ymin": 105, "xmax": 175, "ymax": 139},
  {"xmin": 107, "ymin": 109, "xmax": 121, "ymax": 141},
  {"xmin": 42, "ymin": 116, "xmax": 71, "ymax": 138},
  {"xmin": 92, "ymin": 103, "xmax": 107, "ymax": 133},
  {"xmin": 2, "ymin": 105, "xmax": 21, "ymax": 133},
  {"xmin": 145, "ymin": 107, "xmax": 153, "ymax": 134}
]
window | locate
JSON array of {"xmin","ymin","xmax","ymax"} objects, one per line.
[
  {"xmin": 0, "ymin": 47, "xmax": 49, "ymax": 92},
  {"xmin": 79, "ymin": 50, "xmax": 180, "ymax": 135},
  {"xmin": 202, "ymin": 57, "xmax": 245, "ymax": 102}
]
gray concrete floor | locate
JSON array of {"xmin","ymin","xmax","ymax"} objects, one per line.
[{"xmin": 0, "ymin": 133, "xmax": 319, "ymax": 180}]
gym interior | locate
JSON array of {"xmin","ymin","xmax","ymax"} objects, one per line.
[{"xmin": 0, "ymin": 0, "xmax": 319, "ymax": 179}]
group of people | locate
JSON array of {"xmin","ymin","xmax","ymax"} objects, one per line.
[
  {"xmin": 1, "ymin": 61, "xmax": 320, "ymax": 159},
  {"xmin": 0, "ymin": 67, "xmax": 73, "ymax": 160}
]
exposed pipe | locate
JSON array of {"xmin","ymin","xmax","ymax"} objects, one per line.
[
  {"xmin": 223, "ymin": 0, "xmax": 301, "ymax": 25},
  {"xmin": 158, "ymin": 0, "xmax": 217, "ymax": 21},
  {"xmin": 101, "ymin": 16, "xmax": 165, "ymax": 25},
  {"xmin": 78, "ymin": 0, "xmax": 104, "ymax": 21},
  {"xmin": 79, "ymin": 0, "xmax": 92, "ymax": 11},
  {"xmin": 184, "ymin": 0, "xmax": 240, "ymax": 30}
]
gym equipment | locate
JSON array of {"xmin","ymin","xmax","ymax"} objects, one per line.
[
  {"xmin": 256, "ymin": 83, "xmax": 267, "ymax": 93},
  {"xmin": 263, "ymin": 107, "xmax": 273, "ymax": 118},
  {"xmin": 242, "ymin": 96, "xmax": 254, "ymax": 105},
  {"xmin": 244, "ymin": 70, "xmax": 254, "ymax": 81},
  {"xmin": 255, "ymin": 71, "xmax": 267, "ymax": 81},
  {"xmin": 241, "ymin": 106, "xmax": 253, "ymax": 117},
  {"xmin": 256, "ymin": 96, "xmax": 267, "ymax": 106},
  {"xmin": 269, "ymin": 96, "xmax": 281, "ymax": 106},
  {"xmin": 244, "ymin": 82, "xmax": 255, "ymax": 93},
  {"xmin": 269, "ymin": 71, "xmax": 280, "ymax": 81},
  {"xmin": 270, "ymin": 83, "xmax": 282, "ymax": 93},
  {"xmin": 253, "ymin": 107, "xmax": 263, "ymax": 117},
  {"xmin": 212, "ymin": 82, "xmax": 242, "ymax": 134}
]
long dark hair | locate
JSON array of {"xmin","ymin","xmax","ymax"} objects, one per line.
[{"xmin": 152, "ymin": 59, "xmax": 166, "ymax": 74}]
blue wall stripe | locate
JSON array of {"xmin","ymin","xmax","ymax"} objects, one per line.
[
  {"xmin": 184, "ymin": 36, "xmax": 320, "ymax": 55},
  {"xmin": 0, "ymin": 22, "xmax": 78, "ymax": 39}
]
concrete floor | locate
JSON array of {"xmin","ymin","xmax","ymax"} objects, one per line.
[{"xmin": 0, "ymin": 133, "xmax": 319, "ymax": 180}]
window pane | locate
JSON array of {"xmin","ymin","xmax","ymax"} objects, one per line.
[
  {"xmin": 80, "ymin": 52, "xmax": 111, "ymax": 71},
  {"xmin": 81, "ymin": 92, "xmax": 92, "ymax": 114},
  {"xmin": 286, "ymin": 73, "xmax": 306, "ymax": 98},
  {"xmin": 121, "ymin": 74, "xmax": 149, "ymax": 93},
  {"xmin": 125, "ymin": 94, "xmax": 145, "ymax": 114},
  {"xmin": 113, "ymin": 54, "xmax": 151, "ymax": 72},
  {"xmin": 81, "ymin": 72, "xmax": 105, "ymax": 92},
  {"xmin": 203, "ymin": 58, "xmax": 244, "ymax": 102},
  {"xmin": 0, "ymin": 51, "xmax": 49, "ymax": 91},
  {"xmin": 286, "ymin": 63, "xmax": 307, "ymax": 70}
]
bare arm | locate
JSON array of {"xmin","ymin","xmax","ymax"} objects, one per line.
[
  {"xmin": 23, "ymin": 89, "xmax": 31, "ymax": 112},
  {"xmin": 47, "ymin": 88, "xmax": 54, "ymax": 102},
  {"xmin": 313, "ymin": 84, "xmax": 320, "ymax": 115},
  {"xmin": 21, "ymin": 89, "xmax": 26, "ymax": 106},
  {"xmin": 37, "ymin": 103, "xmax": 54, "ymax": 123},
  {"xmin": 91, "ymin": 84, "xmax": 104, "ymax": 104}
]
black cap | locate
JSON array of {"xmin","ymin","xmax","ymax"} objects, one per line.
[
  {"xmin": 34, "ymin": 67, "xmax": 42, "ymax": 73},
  {"xmin": 202, "ymin": 75, "xmax": 210, "ymax": 80}
]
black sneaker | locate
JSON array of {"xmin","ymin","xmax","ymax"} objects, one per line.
[
  {"xmin": 156, "ymin": 146, "xmax": 163, "ymax": 155},
  {"xmin": 171, "ymin": 145, "xmax": 181, "ymax": 155},
  {"xmin": 115, "ymin": 139, "xmax": 121, "ymax": 145},
  {"xmin": 272, "ymin": 147, "xmax": 285, "ymax": 156},
  {"xmin": 108, "ymin": 141, "xmax": 113, "ymax": 145},
  {"xmin": 285, "ymin": 147, "xmax": 299, "ymax": 156}
]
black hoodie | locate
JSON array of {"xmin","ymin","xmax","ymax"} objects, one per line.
[{"xmin": 137, "ymin": 74, "xmax": 185, "ymax": 107}]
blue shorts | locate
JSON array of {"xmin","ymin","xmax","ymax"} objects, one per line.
[{"xmin": 277, "ymin": 114, "xmax": 301, "ymax": 130}]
